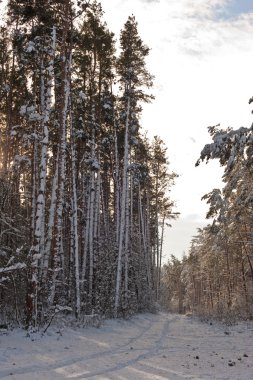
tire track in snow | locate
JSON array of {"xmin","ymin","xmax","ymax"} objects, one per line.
[
  {"xmin": 69, "ymin": 314, "xmax": 183, "ymax": 379},
  {"xmin": 0, "ymin": 313, "xmax": 252, "ymax": 379}
]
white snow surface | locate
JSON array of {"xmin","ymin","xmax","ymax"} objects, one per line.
[{"xmin": 0, "ymin": 313, "xmax": 252, "ymax": 380}]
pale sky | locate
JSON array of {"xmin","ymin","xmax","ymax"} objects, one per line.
[
  {"xmin": 101, "ymin": 0, "xmax": 253, "ymax": 261},
  {"xmin": 1, "ymin": 0, "xmax": 253, "ymax": 261}
]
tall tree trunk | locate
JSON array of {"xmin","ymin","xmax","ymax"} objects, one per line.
[
  {"xmin": 42, "ymin": 158, "xmax": 58, "ymax": 283},
  {"xmin": 115, "ymin": 96, "xmax": 130, "ymax": 317},
  {"xmin": 70, "ymin": 95, "xmax": 81, "ymax": 319},
  {"xmin": 139, "ymin": 185, "xmax": 151, "ymax": 288},
  {"xmin": 26, "ymin": 26, "xmax": 56, "ymax": 329},
  {"xmin": 49, "ymin": 5, "xmax": 71, "ymax": 307},
  {"xmin": 88, "ymin": 102, "xmax": 96, "ymax": 307}
]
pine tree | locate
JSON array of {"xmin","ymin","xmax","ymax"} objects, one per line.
[{"xmin": 114, "ymin": 15, "xmax": 153, "ymax": 317}]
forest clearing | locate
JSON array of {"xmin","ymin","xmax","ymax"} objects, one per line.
[{"xmin": 0, "ymin": 312, "xmax": 252, "ymax": 380}]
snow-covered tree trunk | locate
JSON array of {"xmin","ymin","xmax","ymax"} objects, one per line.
[
  {"xmin": 124, "ymin": 169, "xmax": 130, "ymax": 304},
  {"xmin": 145, "ymin": 190, "xmax": 153, "ymax": 287},
  {"xmin": 42, "ymin": 158, "xmax": 58, "ymax": 283},
  {"xmin": 93, "ymin": 160, "xmax": 101, "ymax": 241},
  {"xmin": 115, "ymin": 96, "xmax": 130, "ymax": 316},
  {"xmin": 114, "ymin": 120, "xmax": 120, "ymax": 246},
  {"xmin": 154, "ymin": 160, "xmax": 161, "ymax": 301},
  {"xmin": 49, "ymin": 8, "xmax": 71, "ymax": 307},
  {"xmin": 81, "ymin": 178, "xmax": 90, "ymax": 298},
  {"xmin": 159, "ymin": 215, "xmax": 165, "ymax": 275},
  {"xmin": 88, "ymin": 134, "xmax": 96, "ymax": 304},
  {"xmin": 31, "ymin": 138, "xmax": 39, "ymax": 242},
  {"xmin": 26, "ymin": 27, "xmax": 56, "ymax": 329},
  {"xmin": 100, "ymin": 183, "xmax": 109, "ymax": 238},
  {"xmin": 70, "ymin": 95, "xmax": 81, "ymax": 318},
  {"xmin": 139, "ymin": 184, "xmax": 151, "ymax": 288}
]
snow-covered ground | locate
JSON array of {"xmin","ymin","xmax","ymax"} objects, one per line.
[{"xmin": 0, "ymin": 313, "xmax": 252, "ymax": 380}]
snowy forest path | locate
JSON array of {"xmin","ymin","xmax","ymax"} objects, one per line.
[{"xmin": 0, "ymin": 312, "xmax": 252, "ymax": 379}]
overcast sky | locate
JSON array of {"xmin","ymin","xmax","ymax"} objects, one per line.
[
  {"xmin": 100, "ymin": 0, "xmax": 253, "ymax": 261},
  {"xmin": 1, "ymin": 0, "xmax": 253, "ymax": 261}
]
